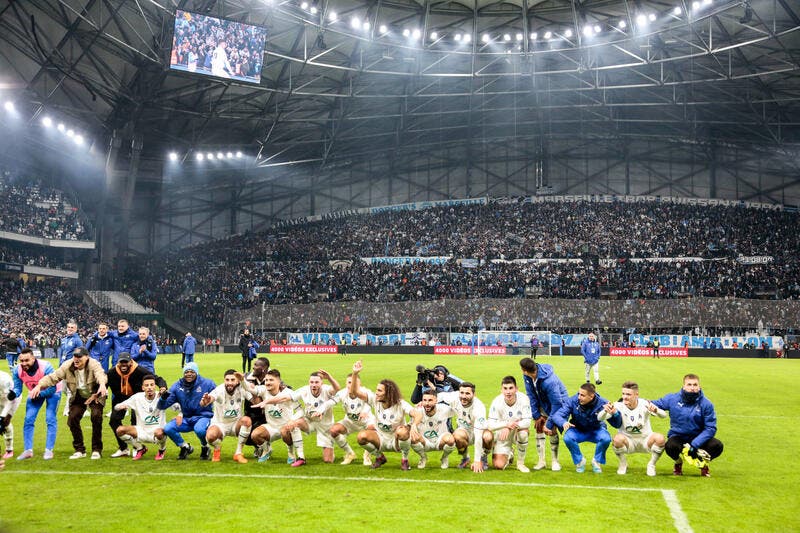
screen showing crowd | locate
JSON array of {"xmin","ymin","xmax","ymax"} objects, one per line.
[{"xmin": 170, "ymin": 10, "xmax": 267, "ymax": 84}]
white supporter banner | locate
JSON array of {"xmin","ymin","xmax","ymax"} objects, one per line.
[
  {"xmin": 269, "ymin": 345, "xmax": 338, "ymax": 354},
  {"xmin": 610, "ymin": 347, "xmax": 688, "ymax": 358}
]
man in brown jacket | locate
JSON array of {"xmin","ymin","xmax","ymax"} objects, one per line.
[{"xmin": 30, "ymin": 346, "xmax": 108, "ymax": 459}]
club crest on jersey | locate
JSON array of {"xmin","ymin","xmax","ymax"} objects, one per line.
[
  {"xmin": 350, "ymin": 404, "xmax": 355, "ymax": 410},
  {"xmin": 508, "ymin": 411, "xmax": 513, "ymax": 417},
  {"xmin": 429, "ymin": 421, "xmax": 434, "ymax": 427}
]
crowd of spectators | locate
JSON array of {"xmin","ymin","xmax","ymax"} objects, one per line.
[
  {"xmin": 0, "ymin": 171, "xmax": 92, "ymax": 241},
  {"xmin": 0, "ymin": 240, "xmax": 74, "ymax": 269},
  {"xmin": 120, "ymin": 198, "xmax": 800, "ymax": 333}
]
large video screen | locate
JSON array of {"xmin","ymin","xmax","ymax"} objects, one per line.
[{"xmin": 170, "ymin": 10, "xmax": 266, "ymax": 84}]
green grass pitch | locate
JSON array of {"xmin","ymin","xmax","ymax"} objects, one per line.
[{"xmin": 2, "ymin": 353, "xmax": 797, "ymax": 532}]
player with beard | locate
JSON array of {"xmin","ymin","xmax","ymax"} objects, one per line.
[
  {"xmin": 247, "ymin": 369, "xmax": 303, "ymax": 463},
  {"xmin": 201, "ymin": 369, "xmax": 253, "ymax": 463},
  {"xmin": 12, "ymin": 348, "xmax": 60, "ymax": 460},
  {"xmin": 316, "ymin": 371, "xmax": 376, "ymax": 466},
  {"xmin": 438, "ymin": 382, "xmax": 491, "ymax": 472},
  {"xmin": 486, "ymin": 376, "xmax": 532, "ymax": 472},
  {"xmin": 113, "ymin": 375, "xmax": 169, "ymax": 460},
  {"xmin": 412, "ymin": 390, "xmax": 457, "ymax": 469}
]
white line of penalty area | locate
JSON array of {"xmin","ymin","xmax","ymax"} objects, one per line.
[{"xmin": 6, "ymin": 470, "xmax": 692, "ymax": 532}]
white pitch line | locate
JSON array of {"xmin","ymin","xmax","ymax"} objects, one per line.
[
  {"xmin": 719, "ymin": 414, "xmax": 798, "ymax": 419},
  {"xmin": 662, "ymin": 489, "xmax": 694, "ymax": 533}
]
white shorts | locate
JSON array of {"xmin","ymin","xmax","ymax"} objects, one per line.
[
  {"xmin": 377, "ymin": 430, "xmax": 398, "ymax": 452},
  {"xmin": 135, "ymin": 425, "xmax": 162, "ymax": 443},
  {"xmin": 618, "ymin": 434, "xmax": 652, "ymax": 454},
  {"xmin": 453, "ymin": 426, "xmax": 475, "ymax": 445},
  {"xmin": 338, "ymin": 416, "xmax": 370, "ymax": 434},
  {"xmin": 302, "ymin": 418, "xmax": 333, "ymax": 448},
  {"xmin": 422, "ymin": 433, "xmax": 449, "ymax": 452},
  {"xmin": 492, "ymin": 429, "xmax": 527, "ymax": 456},
  {"xmin": 209, "ymin": 420, "xmax": 240, "ymax": 437},
  {"xmin": 264, "ymin": 422, "xmax": 290, "ymax": 442}
]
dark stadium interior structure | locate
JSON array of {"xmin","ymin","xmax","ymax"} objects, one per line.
[{"xmin": 0, "ymin": 0, "xmax": 798, "ymax": 344}]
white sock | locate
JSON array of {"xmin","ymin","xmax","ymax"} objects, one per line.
[
  {"xmin": 362, "ymin": 442, "xmax": 377, "ymax": 455},
  {"xmin": 650, "ymin": 444, "xmax": 664, "ymax": 465},
  {"xmin": 334, "ymin": 434, "xmax": 354, "ymax": 454},
  {"xmin": 291, "ymin": 429, "xmax": 304, "ymax": 459},
  {"xmin": 411, "ymin": 441, "xmax": 425, "ymax": 457},
  {"xmin": 398, "ymin": 437, "xmax": 411, "ymax": 459},
  {"xmin": 536, "ymin": 433, "xmax": 546, "ymax": 461},
  {"xmin": 516, "ymin": 432, "xmax": 528, "ymax": 464},
  {"xmin": 236, "ymin": 425, "xmax": 251, "ymax": 455},
  {"xmin": 442, "ymin": 443, "xmax": 455, "ymax": 459},
  {"xmin": 550, "ymin": 433, "xmax": 560, "ymax": 460}
]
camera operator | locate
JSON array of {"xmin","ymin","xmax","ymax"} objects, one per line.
[{"xmin": 411, "ymin": 365, "xmax": 463, "ymax": 404}]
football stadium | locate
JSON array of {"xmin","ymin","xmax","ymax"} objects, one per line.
[{"xmin": 0, "ymin": 0, "xmax": 798, "ymax": 531}]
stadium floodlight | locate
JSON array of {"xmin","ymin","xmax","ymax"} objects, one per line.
[
  {"xmin": 207, "ymin": 152, "xmax": 214, "ymax": 160},
  {"xmin": 594, "ymin": 24, "xmax": 601, "ymax": 33},
  {"xmin": 503, "ymin": 33, "xmax": 511, "ymax": 42},
  {"xmin": 402, "ymin": 28, "xmax": 411, "ymax": 37},
  {"xmin": 379, "ymin": 24, "xmax": 388, "ymax": 34},
  {"xmin": 703, "ymin": 0, "xmax": 712, "ymax": 5},
  {"xmin": 310, "ymin": 6, "xmax": 317, "ymax": 15},
  {"xmin": 57, "ymin": 123, "xmax": 65, "ymax": 132},
  {"xmin": 463, "ymin": 33, "xmax": 471, "ymax": 43},
  {"xmin": 3, "ymin": 101, "xmax": 13, "ymax": 112},
  {"xmin": 636, "ymin": 14, "xmax": 647, "ymax": 26},
  {"xmin": 41, "ymin": 116, "xmax": 53, "ymax": 127},
  {"xmin": 350, "ymin": 17, "xmax": 360, "ymax": 29},
  {"xmin": 412, "ymin": 28, "xmax": 421, "ymax": 39},
  {"xmin": 692, "ymin": 1, "xmax": 700, "ymax": 10},
  {"xmin": 196, "ymin": 153, "xmax": 204, "ymax": 161},
  {"xmin": 516, "ymin": 33, "xmax": 523, "ymax": 41},
  {"xmin": 454, "ymin": 33, "xmax": 462, "ymax": 41},
  {"xmin": 648, "ymin": 13, "xmax": 656, "ymax": 22},
  {"xmin": 618, "ymin": 20, "xmax": 627, "ymax": 29},
  {"xmin": 673, "ymin": 6, "xmax": 682, "ymax": 15},
  {"xmin": 216, "ymin": 152, "xmax": 224, "ymax": 159},
  {"xmin": 564, "ymin": 28, "xmax": 573, "ymax": 38},
  {"xmin": 481, "ymin": 33, "xmax": 490, "ymax": 43},
  {"xmin": 430, "ymin": 31, "xmax": 438, "ymax": 40},
  {"xmin": 74, "ymin": 135, "xmax": 84, "ymax": 145},
  {"xmin": 66, "ymin": 129, "xmax": 75, "ymax": 137},
  {"xmin": 226, "ymin": 152, "xmax": 233, "ymax": 159},
  {"xmin": 300, "ymin": 2, "xmax": 308, "ymax": 10},
  {"xmin": 236, "ymin": 151, "xmax": 243, "ymax": 158},
  {"xmin": 544, "ymin": 31, "xmax": 552, "ymax": 40},
  {"xmin": 583, "ymin": 25, "xmax": 593, "ymax": 37},
  {"xmin": 530, "ymin": 32, "xmax": 538, "ymax": 40},
  {"xmin": 362, "ymin": 21, "xmax": 370, "ymax": 30},
  {"xmin": 169, "ymin": 152, "xmax": 178, "ymax": 161},
  {"xmin": 328, "ymin": 11, "xmax": 337, "ymax": 21}
]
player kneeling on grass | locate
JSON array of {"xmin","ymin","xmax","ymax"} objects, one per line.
[
  {"xmin": 349, "ymin": 360, "xmax": 424, "ymax": 470},
  {"xmin": 412, "ymin": 390, "xmax": 457, "ymax": 469},
  {"xmin": 246, "ymin": 369, "xmax": 303, "ymax": 464},
  {"xmin": 438, "ymin": 382, "xmax": 491, "ymax": 473},
  {"xmin": 650, "ymin": 373, "xmax": 723, "ymax": 477},
  {"xmin": 485, "ymin": 376, "xmax": 532, "ymax": 473},
  {"xmin": 598, "ymin": 381, "xmax": 666, "ymax": 476},
  {"xmin": 316, "ymin": 371, "xmax": 376, "ymax": 466},
  {"xmin": 113, "ymin": 375, "xmax": 168, "ymax": 460},
  {"xmin": 260, "ymin": 369, "xmax": 340, "ymax": 467},
  {"xmin": 201, "ymin": 370, "xmax": 253, "ymax": 463},
  {"xmin": 552, "ymin": 383, "xmax": 620, "ymax": 474}
]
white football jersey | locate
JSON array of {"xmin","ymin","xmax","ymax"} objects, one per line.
[
  {"xmin": 118, "ymin": 392, "xmax": 165, "ymax": 429},
  {"xmin": 368, "ymin": 391, "xmax": 413, "ymax": 435},
  {"xmin": 289, "ymin": 384, "xmax": 337, "ymax": 425},
  {"xmin": 615, "ymin": 399, "xmax": 657, "ymax": 438},
  {"xmin": 439, "ymin": 391, "xmax": 488, "ymax": 431},
  {"xmin": 415, "ymin": 403, "xmax": 457, "ymax": 442},
  {"xmin": 488, "ymin": 392, "xmax": 532, "ymax": 427},
  {"xmin": 209, "ymin": 384, "xmax": 252, "ymax": 425},
  {"xmin": 0, "ymin": 371, "xmax": 13, "ymax": 416},
  {"xmin": 253, "ymin": 385, "xmax": 302, "ymax": 427},
  {"xmin": 330, "ymin": 388, "xmax": 374, "ymax": 424}
]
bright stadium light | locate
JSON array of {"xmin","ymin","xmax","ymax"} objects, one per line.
[
  {"xmin": 169, "ymin": 152, "xmax": 179, "ymax": 161},
  {"xmin": 236, "ymin": 151, "xmax": 243, "ymax": 158},
  {"xmin": 544, "ymin": 31, "xmax": 552, "ymax": 40},
  {"xmin": 328, "ymin": 11, "xmax": 337, "ymax": 21},
  {"xmin": 583, "ymin": 25, "xmax": 593, "ymax": 37},
  {"xmin": 530, "ymin": 32, "xmax": 538, "ymax": 40},
  {"xmin": 66, "ymin": 129, "xmax": 75, "ymax": 138},
  {"xmin": 673, "ymin": 6, "xmax": 682, "ymax": 15},
  {"xmin": 430, "ymin": 31, "xmax": 438, "ymax": 40},
  {"xmin": 402, "ymin": 28, "xmax": 411, "ymax": 37},
  {"xmin": 216, "ymin": 152, "xmax": 224, "ymax": 159},
  {"xmin": 564, "ymin": 28, "xmax": 573, "ymax": 38},
  {"xmin": 310, "ymin": 6, "xmax": 318, "ymax": 15},
  {"xmin": 226, "ymin": 152, "xmax": 233, "ymax": 159},
  {"xmin": 481, "ymin": 33, "xmax": 490, "ymax": 43},
  {"xmin": 618, "ymin": 20, "xmax": 627, "ymax": 29},
  {"xmin": 3, "ymin": 101, "xmax": 13, "ymax": 112},
  {"xmin": 379, "ymin": 24, "xmax": 388, "ymax": 34},
  {"xmin": 300, "ymin": 2, "xmax": 308, "ymax": 10},
  {"xmin": 516, "ymin": 33, "xmax": 523, "ymax": 42},
  {"xmin": 454, "ymin": 33, "xmax": 462, "ymax": 41},
  {"xmin": 692, "ymin": 1, "xmax": 700, "ymax": 11},
  {"xmin": 74, "ymin": 135, "xmax": 84, "ymax": 145},
  {"xmin": 703, "ymin": 0, "xmax": 712, "ymax": 5},
  {"xmin": 463, "ymin": 33, "xmax": 471, "ymax": 43},
  {"xmin": 503, "ymin": 33, "xmax": 511, "ymax": 42},
  {"xmin": 648, "ymin": 13, "xmax": 656, "ymax": 22},
  {"xmin": 196, "ymin": 153, "xmax": 204, "ymax": 161},
  {"xmin": 207, "ymin": 152, "xmax": 214, "ymax": 160},
  {"xmin": 362, "ymin": 21, "xmax": 370, "ymax": 30},
  {"xmin": 636, "ymin": 14, "xmax": 648, "ymax": 26},
  {"xmin": 41, "ymin": 116, "xmax": 53, "ymax": 127},
  {"xmin": 350, "ymin": 17, "xmax": 360, "ymax": 29},
  {"xmin": 412, "ymin": 28, "xmax": 421, "ymax": 39},
  {"xmin": 594, "ymin": 24, "xmax": 601, "ymax": 33},
  {"xmin": 57, "ymin": 123, "xmax": 65, "ymax": 132}
]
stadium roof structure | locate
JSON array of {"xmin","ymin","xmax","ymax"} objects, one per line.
[{"xmin": 1, "ymin": 0, "xmax": 800, "ymax": 253}]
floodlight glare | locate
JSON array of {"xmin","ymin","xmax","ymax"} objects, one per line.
[
  {"xmin": 3, "ymin": 101, "xmax": 14, "ymax": 112},
  {"xmin": 300, "ymin": 2, "xmax": 308, "ymax": 10},
  {"xmin": 169, "ymin": 152, "xmax": 178, "ymax": 161},
  {"xmin": 329, "ymin": 11, "xmax": 338, "ymax": 21},
  {"xmin": 648, "ymin": 13, "xmax": 656, "ymax": 22},
  {"xmin": 692, "ymin": 1, "xmax": 700, "ymax": 10},
  {"xmin": 362, "ymin": 21, "xmax": 370, "ymax": 30},
  {"xmin": 196, "ymin": 153, "xmax": 204, "ymax": 161},
  {"xmin": 544, "ymin": 31, "xmax": 552, "ymax": 40},
  {"xmin": 402, "ymin": 28, "xmax": 411, "ymax": 37},
  {"xmin": 463, "ymin": 33, "xmax": 471, "ymax": 43},
  {"xmin": 41, "ymin": 116, "xmax": 53, "ymax": 127},
  {"xmin": 225, "ymin": 152, "xmax": 233, "ymax": 159},
  {"xmin": 636, "ymin": 14, "xmax": 647, "ymax": 26},
  {"xmin": 207, "ymin": 152, "xmax": 214, "ymax": 160},
  {"xmin": 74, "ymin": 135, "xmax": 84, "ymax": 145},
  {"xmin": 216, "ymin": 152, "xmax": 224, "ymax": 159},
  {"xmin": 350, "ymin": 17, "xmax": 360, "ymax": 29},
  {"xmin": 703, "ymin": 0, "xmax": 712, "ymax": 5},
  {"xmin": 379, "ymin": 24, "xmax": 388, "ymax": 34},
  {"xmin": 430, "ymin": 31, "xmax": 438, "ymax": 40},
  {"xmin": 412, "ymin": 28, "xmax": 421, "ymax": 39},
  {"xmin": 503, "ymin": 34, "xmax": 511, "ymax": 42},
  {"xmin": 618, "ymin": 20, "xmax": 627, "ymax": 29},
  {"xmin": 594, "ymin": 24, "xmax": 601, "ymax": 33},
  {"xmin": 310, "ymin": 7, "xmax": 317, "ymax": 15},
  {"xmin": 66, "ymin": 129, "xmax": 75, "ymax": 137},
  {"xmin": 673, "ymin": 6, "xmax": 682, "ymax": 15},
  {"xmin": 454, "ymin": 33, "xmax": 462, "ymax": 41},
  {"xmin": 57, "ymin": 123, "xmax": 65, "ymax": 132},
  {"xmin": 236, "ymin": 151, "xmax": 243, "ymax": 158},
  {"xmin": 516, "ymin": 33, "xmax": 523, "ymax": 41},
  {"xmin": 583, "ymin": 25, "xmax": 593, "ymax": 37},
  {"xmin": 481, "ymin": 33, "xmax": 490, "ymax": 43},
  {"xmin": 564, "ymin": 29, "xmax": 573, "ymax": 38},
  {"xmin": 530, "ymin": 32, "xmax": 538, "ymax": 40}
]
